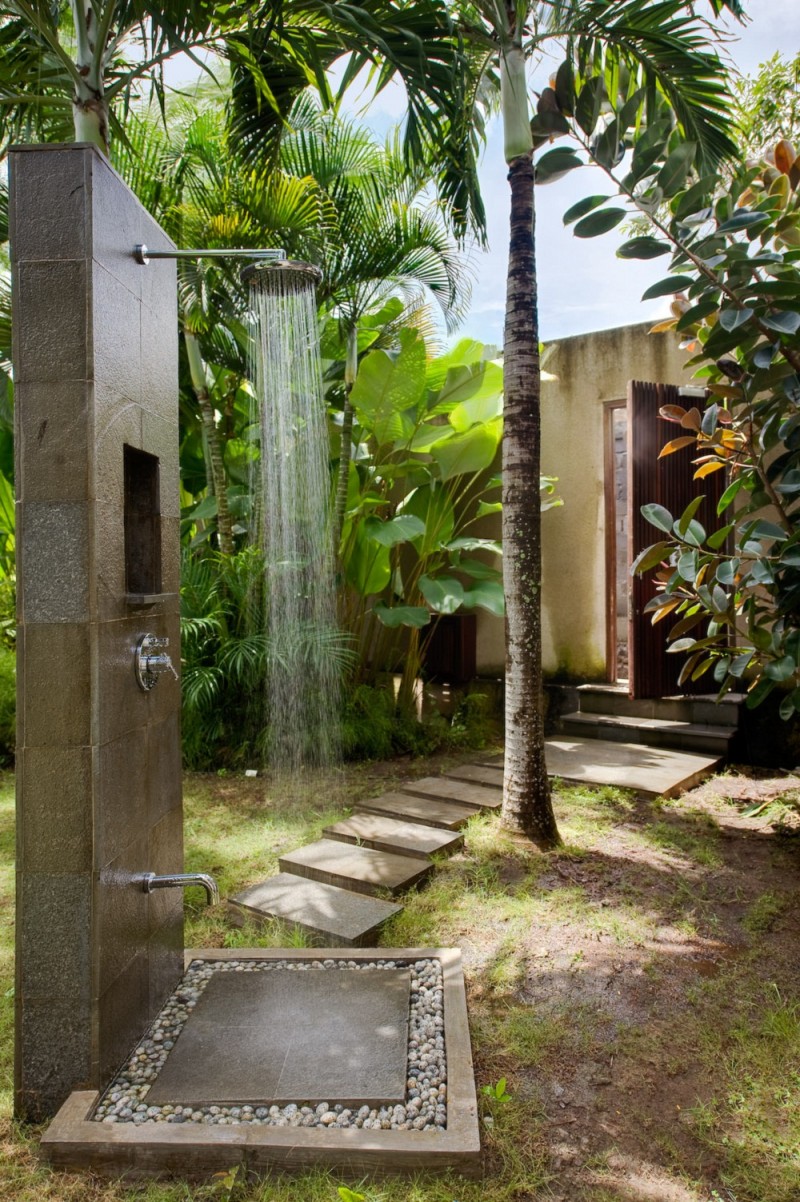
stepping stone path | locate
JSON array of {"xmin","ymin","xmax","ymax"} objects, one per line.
[
  {"xmin": 226, "ymin": 738, "xmax": 721, "ymax": 944},
  {"xmin": 226, "ymin": 763, "xmax": 504, "ymax": 945}
]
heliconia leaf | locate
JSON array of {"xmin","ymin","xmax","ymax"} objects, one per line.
[
  {"xmin": 418, "ymin": 574, "xmax": 464, "ymax": 615},
  {"xmin": 694, "ymin": 460, "xmax": 725, "ymax": 478},
  {"xmin": 461, "ymin": 580, "xmax": 505, "ymax": 616},
  {"xmin": 641, "ymin": 503, "xmax": 674, "ymax": 533},
  {"xmin": 562, "ymin": 194, "xmax": 613, "ymax": 226},
  {"xmin": 373, "ymin": 603, "xmax": 430, "ymax": 629},
  {"xmin": 658, "ymin": 436, "xmax": 696, "ymax": 457},
  {"xmin": 363, "ymin": 514, "xmax": 426, "ymax": 547},
  {"xmin": 617, "ymin": 236, "xmax": 671, "ymax": 259},
  {"xmin": 641, "ymin": 275, "xmax": 696, "ymax": 301},
  {"xmin": 573, "ymin": 208, "xmax": 627, "ymax": 238}
]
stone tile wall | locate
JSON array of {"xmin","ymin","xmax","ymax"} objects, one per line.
[{"xmin": 11, "ymin": 144, "xmax": 183, "ymax": 1120}]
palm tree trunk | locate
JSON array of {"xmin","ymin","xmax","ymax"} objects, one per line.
[
  {"xmin": 500, "ymin": 149, "xmax": 561, "ymax": 849},
  {"xmin": 71, "ymin": 1, "xmax": 109, "ymax": 155},
  {"xmin": 185, "ymin": 332, "xmax": 234, "ymax": 555}
]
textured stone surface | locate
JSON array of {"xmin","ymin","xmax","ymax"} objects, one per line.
[
  {"xmin": 400, "ymin": 776, "xmax": 503, "ymax": 811},
  {"xmin": 19, "ymin": 502, "xmax": 89, "ymax": 624},
  {"xmin": 229, "ymin": 874, "xmax": 401, "ymax": 946},
  {"xmin": 323, "ymin": 813, "xmax": 463, "ymax": 859},
  {"xmin": 279, "ymin": 839, "xmax": 432, "ymax": 898},
  {"xmin": 147, "ymin": 969, "xmax": 411, "ymax": 1106},
  {"xmin": 543, "ymin": 736, "xmax": 721, "ymax": 798},
  {"xmin": 354, "ymin": 791, "xmax": 477, "ymax": 830}
]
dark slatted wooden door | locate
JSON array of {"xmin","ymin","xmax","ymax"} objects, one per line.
[{"xmin": 627, "ymin": 380, "xmax": 725, "ymax": 699}]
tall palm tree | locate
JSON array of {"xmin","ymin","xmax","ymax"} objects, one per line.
[{"xmin": 422, "ymin": 0, "xmax": 744, "ymax": 847}]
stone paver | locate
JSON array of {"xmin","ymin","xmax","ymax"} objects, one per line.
[
  {"xmin": 279, "ymin": 839, "xmax": 432, "ymax": 898},
  {"xmin": 401, "ymin": 776, "xmax": 503, "ymax": 810},
  {"xmin": 442, "ymin": 764, "xmax": 503, "ymax": 789},
  {"xmin": 228, "ymin": 873, "xmax": 400, "ymax": 946},
  {"xmin": 323, "ymin": 813, "xmax": 463, "ymax": 859},
  {"xmin": 355, "ymin": 790, "xmax": 478, "ymax": 830},
  {"xmin": 146, "ymin": 968, "xmax": 410, "ymax": 1106},
  {"xmin": 543, "ymin": 736, "xmax": 721, "ymax": 798}
]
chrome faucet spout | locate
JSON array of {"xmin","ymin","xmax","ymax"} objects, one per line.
[{"xmin": 140, "ymin": 872, "xmax": 219, "ymax": 906}]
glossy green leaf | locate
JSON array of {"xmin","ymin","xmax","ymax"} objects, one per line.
[
  {"xmin": 419, "ymin": 574, "xmax": 464, "ymax": 614},
  {"xmin": 363, "ymin": 514, "xmax": 425, "ymax": 547},
  {"xmin": 446, "ymin": 537, "xmax": 502, "ymax": 555},
  {"xmin": 719, "ymin": 307, "xmax": 753, "ymax": 331},
  {"xmin": 573, "ymin": 208, "xmax": 627, "ymax": 238},
  {"xmin": 656, "ymin": 142, "xmax": 696, "ymax": 195},
  {"xmin": 345, "ymin": 524, "xmax": 392, "ymax": 596},
  {"xmin": 641, "ymin": 275, "xmax": 695, "ymax": 300},
  {"xmin": 562, "ymin": 195, "xmax": 613, "ymax": 226},
  {"xmin": 762, "ymin": 311, "xmax": 800, "ymax": 335},
  {"xmin": 617, "ymin": 237, "xmax": 671, "ymax": 259},
  {"xmin": 449, "ymin": 388, "xmax": 503, "ymax": 434},
  {"xmin": 535, "ymin": 147, "xmax": 584, "ymax": 184},
  {"xmin": 716, "ymin": 210, "xmax": 771, "ymax": 234},
  {"xmin": 373, "ymin": 602, "xmax": 430, "ymax": 629},
  {"xmin": 398, "ymin": 484, "xmax": 455, "ymax": 555},
  {"xmin": 431, "ymin": 418, "xmax": 502, "ymax": 482},
  {"xmin": 461, "ymin": 580, "xmax": 505, "ymax": 616},
  {"xmin": 641, "ymin": 503, "xmax": 674, "ymax": 533},
  {"xmin": 631, "ymin": 541, "xmax": 672, "ymax": 575}
]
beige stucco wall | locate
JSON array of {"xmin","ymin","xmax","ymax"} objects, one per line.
[{"xmin": 475, "ymin": 322, "xmax": 692, "ymax": 679}]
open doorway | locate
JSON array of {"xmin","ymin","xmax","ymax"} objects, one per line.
[{"xmin": 604, "ymin": 400, "xmax": 628, "ymax": 684}]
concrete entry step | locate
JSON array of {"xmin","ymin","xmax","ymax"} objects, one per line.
[
  {"xmin": 561, "ymin": 710, "xmax": 735, "ymax": 756},
  {"xmin": 323, "ymin": 813, "xmax": 464, "ymax": 859},
  {"xmin": 544, "ymin": 735, "xmax": 721, "ymax": 799},
  {"xmin": 279, "ymin": 839, "xmax": 433, "ymax": 898},
  {"xmin": 401, "ymin": 775, "xmax": 503, "ymax": 810},
  {"xmin": 443, "ymin": 763, "xmax": 503, "ymax": 789},
  {"xmin": 228, "ymin": 873, "xmax": 401, "ymax": 947},
  {"xmin": 577, "ymin": 683, "xmax": 743, "ymax": 728},
  {"xmin": 355, "ymin": 790, "xmax": 478, "ymax": 830}
]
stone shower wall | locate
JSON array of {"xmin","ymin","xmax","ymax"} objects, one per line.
[{"xmin": 11, "ymin": 143, "xmax": 183, "ymax": 1120}]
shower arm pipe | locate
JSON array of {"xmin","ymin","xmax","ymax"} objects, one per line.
[{"xmin": 134, "ymin": 245, "xmax": 286, "ymax": 265}]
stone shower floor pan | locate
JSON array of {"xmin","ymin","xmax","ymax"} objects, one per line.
[{"xmin": 41, "ymin": 948, "xmax": 480, "ymax": 1178}]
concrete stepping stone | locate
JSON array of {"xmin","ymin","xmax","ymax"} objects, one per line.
[
  {"xmin": 444, "ymin": 763, "xmax": 503, "ymax": 789},
  {"xmin": 323, "ymin": 813, "xmax": 464, "ymax": 859},
  {"xmin": 544, "ymin": 736, "xmax": 721, "ymax": 799},
  {"xmin": 355, "ymin": 789, "xmax": 478, "ymax": 830},
  {"xmin": 401, "ymin": 775, "xmax": 503, "ymax": 810},
  {"xmin": 228, "ymin": 873, "xmax": 401, "ymax": 947},
  {"xmin": 279, "ymin": 838, "xmax": 433, "ymax": 898}
]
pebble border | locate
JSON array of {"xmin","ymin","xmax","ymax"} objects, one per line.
[{"xmin": 92, "ymin": 958, "xmax": 447, "ymax": 1132}]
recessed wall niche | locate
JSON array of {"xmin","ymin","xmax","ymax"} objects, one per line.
[{"xmin": 124, "ymin": 444, "xmax": 162, "ymax": 597}]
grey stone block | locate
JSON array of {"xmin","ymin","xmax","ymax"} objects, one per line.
[
  {"xmin": 146, "ymin": 711, "xmax": 182, "ymax": 829},
  {"xmin": 19, "ymin": 502, "xmax": 89, "ymax": 624},
  {"xmin": 323, "ymin": 813, "xmax": 463, "ymax": 859},
  {"xmin": 141, "ymin": 409, "xmax": 179, "ymax": 518},
  {"xmin": 146, "ymin": 807, "xmax": 185, "ymax": 936},
  {"xmin": 90, "ymin": 153, "xmax": 148, "ymax": 301},
  {"xmin": 14, "ymin": 260, "xmax": 89, "ymax": 383},
  {"xmin": 96, "ymin": 834, "xmax": 150, "ymax": 995},
  {"xmin": 97, "ymin": 949, "xmax": 149, "ymax": 1084},
  {"xmin": 401, "ymin": 776, "xmax": 503, "ymax": 811},
  {"xmin": 19, "ymin": 872, "xmax": 91, "ymax": 1000},
  {"xmin": 10, "ymin": 147, "xmax": 89, "ymax": 263},
  {"xmin": 95, "ymin": 727, "xmax": 147, "ymax": 868},
  {"xmin": 438, "ymin": 764, "xmax": 503, "ymax": 790},
  {"xmin": 91, "ymin": 261, "xmax": 141, "ymax": 403},
  {"xmin": 146, "ymin": 968, "xmax": 411, "ymax": 1107},
  {"xmin": 15, "ymin": 380, "xmax": 91, "ymax": 503},
  {"xmin": 355, "ymin": 791, "xmax": 476, "ymax": 831},
  {"xmin": 146, "ymin": 920, "xmax": 184, "ymax": 1019},
  {"xmin": 19, "ymin": 746, "xmax": 92, "ymax": 873},
  {"xmin": 17, "ymin": 995, "xmax": 92, "ymax": 1122},
  {"xmin": 21, "ymin": 623, "xmax": 91, "ymax": 747},
  {"xmin": 95, "ymin": 613, "xmax": 178, "ymax": 744},
  {"xmin": 140, "ymin": 300, "xmax": 179, "ymax": 421}
]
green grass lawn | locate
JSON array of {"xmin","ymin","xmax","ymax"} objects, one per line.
[{"xmin": 0, "ymin": 760, "xmax": 798, "ymax": 1202}]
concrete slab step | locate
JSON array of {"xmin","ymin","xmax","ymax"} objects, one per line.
[
  {"xmin": 354, "ymin": 790, "xmax": 477, "ymax": 830},
  {"xmin": 576, "ymin": 683, "xmax": 743, "ymax": 728},
  {"xmin": 227, "ymin": 873, "xmax": 401, "ymax": 947},
  {"xmin": 544, "ymin": 735, "xmax": 720, "ymax": 799},
  {"xmin": 561, "ymin": 711, "xmax": 735, "ymax": 755},
  {"xmin": 401, "ymin": 776, "xmax": 503, "ymax": 810},
  {"xmin": 323, "ymin": 813, "xmax": 463, "ymax": 859},
  {"xmin": 442, "ymin": 764, "xmax": 503, "ymax": 789},
  {"xmin": 279, "ymin": 839, "xmax": 433, "ymax": 898}
]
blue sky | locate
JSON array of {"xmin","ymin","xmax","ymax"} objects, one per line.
[{"xmin": 336, "ymin": 0, "xmax": 800, "ymax": 345}]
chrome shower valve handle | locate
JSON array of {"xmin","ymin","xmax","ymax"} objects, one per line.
[{"xmin": 135, "ymin": 633, "xmax": 178, "ymax": 692}]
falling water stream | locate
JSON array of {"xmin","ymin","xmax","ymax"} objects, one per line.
[{"xmin": 247, "ymin": 262, "xmax": 341, "ymax": 775}]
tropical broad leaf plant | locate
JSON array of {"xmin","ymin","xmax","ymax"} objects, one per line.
[
  {"xmin": 570, "ymin": 130, "xmax": 800, "ymax": 718},
  {"xmin": 334, "ymin": 324, "xmax": 561, "ymax": 708}
]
